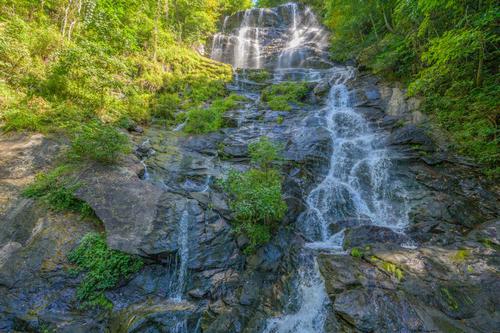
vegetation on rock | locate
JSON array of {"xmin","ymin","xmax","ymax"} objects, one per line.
[
  {"xmin": 183, "ymin": 93, "xmax": 246, "ymax": 134},
  {"xmin": 23, "ymin": 165, "xmax": 93, "ymax": 216},
  {"xmin": 261, "ymin": 82, "xmax": 310, "ymax": 111},
  {"xmin": 222, "ymin": 137, "xmax": 287, "ymax": 253},
  {"xmin": 68, "ymin": 233, "xmax": 143, "ymax": 309}
]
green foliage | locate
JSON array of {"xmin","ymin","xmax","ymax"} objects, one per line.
[
  {"xmin": 261, "ymin": 82, "xmax": 310, "ymax": 111},
  {"xmin": 249, "ymin": 136, "xmax": 283, "ymax": 170},
  {"xmin": 23, "ymin": 165, "xmax": 93, "ymax": 216},
  {"xmin": 309, "ymin": 0, "xmax": 499, "ymax": 176},
  {"xmin": 382, "ymin": 261, "xmax": 404, "ymax": 281},
  {"xmin": 0, "ymin": 0, "xmax": 234, "ymax": 165},
  {"xmin": 69, "ymin": 121, "xmax": 131, "ymax": 164},
  {"xmin": 371, "ymin": 256, "xmax": 404, "ymax": 281},
  {"xmin": 222, "ymin": 136, "xmax": 287, "ymax": 253},
  {"xmin": 223, "ymin": 169, "xmax": 287, "ymax": 253},
  {"xmin": 68, "ymin": 233, "xmax": 143, "ymax": 309},
  {"xmin": 246, "ymin": 69, "xmax": 272, "ymax": 82},
  {"xmin": 183, "ymin": 93, "xmax": 244, "ymax": 134},
  {"xmin": 350, "ymin": 247, "xmax": 363, "ymax": 258}
]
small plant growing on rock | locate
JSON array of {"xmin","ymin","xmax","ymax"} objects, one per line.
[
  {"xmin": 69, "ymin": 121, "xmax": 131, "ymax": 164},
  {"xmin": 247, "ymin": 69, "xmax": 272, "ymax": 83},
  {"xmin": 68, "ymin": 233, "xmax": 143, "ymax": 310},
  {"xmin": 261, "ymin": 82, "xmax": 310, "ymax": 111},
  {"xmin": 23, "ymin": 165, "xmax": 93, "ymax": 216},
  {"xmin": 351, "ymin": 247, "xmax": 363, "ymax": 258},
  {"xmin": 249, "ymin": 136, "xmax": 284, "ymax": 170}
]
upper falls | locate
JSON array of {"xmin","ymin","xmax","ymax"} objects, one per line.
[{"xmin": 211, "ymin": 3, "xmax": 331, "ymax": 69}]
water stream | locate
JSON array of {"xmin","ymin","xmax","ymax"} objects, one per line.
[{"xmin": 211, "ymin": 3, "xmax": 411, "ymax": 332}]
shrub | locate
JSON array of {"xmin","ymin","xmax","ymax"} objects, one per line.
[
  {"xmin": 351, "ymin": 247, "xmax": 363, "ymax": 258},
  {"xmin": 249, "ymin": 136, "xmax": 283, "ymax": 170},
  {"xmin": 23, "ymin": 165, "xmax": 92, "ymax": 216},
  {"xmin": 183, "ymin": 94, "xmax": 245, "ymax": 134},
  {"xmin": 247, "ymin": 69, "xmax": 272, "ymax": 82},
  {"xmin": 223, "ymin": 168, "xmax": 287, "ymax": 253},
  {"xmin": 69, "ymin": 121, "xmax": 131, "ymax": 164},
  {"xmin": 68, "ymin": 233, "xmax": 143, "ymax": 309},
  {"xmin": 261, "ymin": 82, "xmax": 310, "ymax": 111}
]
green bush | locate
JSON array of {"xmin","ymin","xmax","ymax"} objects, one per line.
[
  {"xmin": 246, "ymin": 69, "xmax": 272, "ymax": 82},
  {"xmin": 23, "ymin": 165, "xmax": 92, "ymax": 216},
  {"xmin": 249, "ymin": 136, "xmax": 283, "ymax": 170},
  {"xmin": 351, "ymin": 247, "xmax": 363, "ymax": 258},
  {"xmin": 261, "ymin": 82, "xmax": 310, "ymax": 111},
  {"xmin": 69, "ymin": 121, "xmax": 131, "ymax": 164},
  {"xmin": 223, "ymin": 168, "xmax": 287, "ymax": 253},
  {"xmin": 183, "ymin": 94, "xmax": 245, "ymax": 134},
  {"xmin": 68, "ymin": 233, "xmax": 143, "ymax": 309},
  {"xmin": 221, "ymin": 135, "xmax": 287, "ymax": 253}
]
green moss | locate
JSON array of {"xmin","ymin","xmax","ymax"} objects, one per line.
[
  {"xmin": 276, "ymin": 116, "xmax": 284, "ymax": 124},
  {"xmin": 23, "ymin": 165, "xmax": 93, "ymax": 216},
  {"xmin": 351, "ymin": 247, "xmax": 363, "ymax": 258},
  {"xmin": 453, "ymin": 249, "xmax": 471, "ymax": 262},
  {"xmin": 261, "ymin": 82, "xmax": 310, "ymax": 111},
  {"xmin": 68, "ymin": 233, "xmax": 143, "ymax": 310},
  {"xmin": 371, "ymin": 256, "xmax": 404, "ymax": 281}
]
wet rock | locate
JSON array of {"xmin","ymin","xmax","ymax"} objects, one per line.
[
  {"xmin": 388, "ymin": 124, "xmax": 434, "ymax": 150},
  {"xmin": 343, "ymin": 225, "xmax": 410, "ymax": 249},
  {"xmin": 110, "ymin": 299, "xmax": 201, "ymax": 333}
]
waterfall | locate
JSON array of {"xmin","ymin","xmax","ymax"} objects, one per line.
[
  {"xmin": 299, "ymin": 67, "xmax": 410, "ymax": 251},
  {"xmin": 263, "ymin": 67, "xmax": 410, "ymax": 333},
  {"xmin": 211, "ymin": 4, "xmax": 330, "ymax": 69},
  {"xmin": 211, "ymin": 4, "xmax": 411, "ymax": 332}
]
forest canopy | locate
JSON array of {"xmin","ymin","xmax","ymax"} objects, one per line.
[{"xmin": 0, "ymin": 0, "xmax": 250, "ymax": 160}]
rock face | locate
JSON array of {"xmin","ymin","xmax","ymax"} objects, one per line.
[{"xmin": 0, "ymin": 4, "xmax": 499, "ymax": 333}]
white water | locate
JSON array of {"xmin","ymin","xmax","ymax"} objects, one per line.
[
  {"xmin": 211, "ymin": 4, "xmax": 411, "ymax": 332},
  {"xmin": 211, "ymin": 4, "xmax": 329, "ymax": 70},
  {"xmin": 172, "ymin": 210, "xmax": 189, "ymax": 301},
  {"xmin": 300, "ymin": 67, "xmax": 410, "ymax": 251},
  {"xmin": 276, "ymin": 3, "xmax": 329, "ymax": 71},
  {"xmin": 264, "ymin": 67, "xmax": 410, "ymax": 332},
  {"xmin": 263, "ymin": 256, "xmax": 329, "ymax": 333}
]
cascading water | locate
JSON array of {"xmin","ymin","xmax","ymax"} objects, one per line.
[
  {"xmin": 173, "ymin": 210, "xmax": 190, "ymax": 301},
  {"xmin": 299, "ymin": 68, "xmax": 410, "ymax": 252},
  {"xmin": 263, "ymin": 66, "xmax": 410, "ymax": 333},
  {"xmin": 211, "ymin": 3, "xmax": 411, "ymax": 332},
  {"xmin": 211, "ymin": 3, "xmax": 330, "ymax": 70}
]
